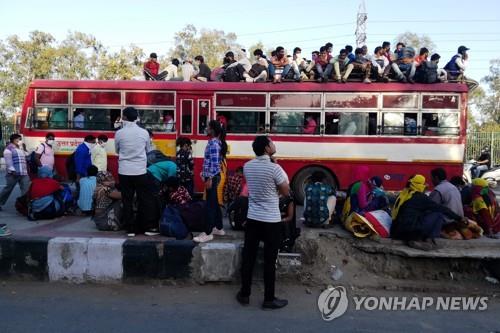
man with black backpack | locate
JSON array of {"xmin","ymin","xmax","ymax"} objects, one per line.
[
  {"xmin": 415, "ymin": 53, "xmax": 447, "ymax": 84},
  {"xmin": 32, "ymin": 133, "xmax": 56, "ymax": 173}
]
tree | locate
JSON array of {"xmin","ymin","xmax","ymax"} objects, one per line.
[
  {"xmin": 169, "ymin": 25, "xmax": 241, "ymax": 69},
  {"xmin": 393, "ymin": 32, "xmax": 436, "ymax": 54},
  {"xmin": 97, "ymin": 45, "xmax": 144, "ymax": 80},
  {"xmin": 0, "ymin": 31, "xmax": 58, "ymax": 109}
]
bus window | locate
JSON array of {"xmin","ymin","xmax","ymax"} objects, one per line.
[
  {"xmin": 137, "ymin": 109, "xmax": 175, "ymax": 133},
  {"xmin": 34, "ymin": 107, "xmax": 68, "ymax": 129},
  {"xmin": 72, "ymin": 108, "xmax": 121, "ymax": 131},
  {"xmin": 216, "ymin": 111, "xmax": 265, "ymax": 134},
  {"xmin": 270, "ymin": 112, "xmax": 320, "ymax": 135},
  {"xmin": 382, "ymin": 113, "xmax": 418, "ymax": 136},
  {"xmin": 181, "ymin": 100, "xmax": 193, "ymax": 134},
  {"xmin": 198, "ymin": 100, "xmax": 210, "ymax": 135},
  {"xmin": 422, "ymin": 113, "xmax": 459, "ymax": 136},
  {"xmin": 325, "ymin": 112, "xmax": 377, "ymax": 135}
]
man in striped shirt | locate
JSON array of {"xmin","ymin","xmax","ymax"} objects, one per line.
[{"xmin": 237, "ymin": 136, "xmax": 290, "ymax": 310}]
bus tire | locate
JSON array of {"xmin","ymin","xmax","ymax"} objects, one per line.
[{"xmin": 292, "ymin": 166, "xmax": 337, "ymax": 205}]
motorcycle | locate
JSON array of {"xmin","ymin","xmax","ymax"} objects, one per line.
[{"xmin": 463, "ymin": 159, "xmax": 500, "ymax": 188}]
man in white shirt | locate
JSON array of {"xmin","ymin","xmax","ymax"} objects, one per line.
[
  {"xmin": 115, "ymin": 107, "xmax": 152, "ymax": 236},
  {"xmin": 166, "ymin": 58, "xmax": 181, "ymax": 81},
  {"xmin": 91, "ymin": 134, "xmax": 108, "ymax": 172},
  {"xmin": 181, "ymin": 59, "xmax": 195, "ymax": 81}
]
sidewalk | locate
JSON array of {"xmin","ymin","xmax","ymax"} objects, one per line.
[{"xmin": 1, "ymin": 172, "xmax": 500, "ymax": 288}]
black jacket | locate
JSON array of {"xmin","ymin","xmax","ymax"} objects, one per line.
[{"xmin": 391, "ymin": 192, "xmax": 462, "ymax": 237}]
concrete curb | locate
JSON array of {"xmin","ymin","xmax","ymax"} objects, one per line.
[{"xmin": 0, "ymin": 236, "xmax": 233, "ymax": 283}]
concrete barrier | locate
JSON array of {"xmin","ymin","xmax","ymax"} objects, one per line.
[
  {"xmin": 48, "ymin": 237, "xmax": 90, "ymax": 283},
  {"xmin": 87, "ymin": 238, "xmax": 125, "ymax": 282}
]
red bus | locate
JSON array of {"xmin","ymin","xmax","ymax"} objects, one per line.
[{"xmin": 20, "ymin": 80, "xmax": 468, "ymax": 202}]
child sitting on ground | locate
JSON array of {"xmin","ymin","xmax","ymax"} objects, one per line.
[
  {"xmin": 166, "ymin": 176, "xmax": 192, "ymax": 206},
  {"xmin": 77, "ymin": 165, "xmax": 98, "ymax": 215}
]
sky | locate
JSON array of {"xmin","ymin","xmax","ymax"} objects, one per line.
[{"xmin": 0, "ymin": 0, "xmax": 499, "ymax": 85}]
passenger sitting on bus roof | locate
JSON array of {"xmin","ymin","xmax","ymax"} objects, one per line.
[
  {"xmin": 444, "ymin": 46, "xmax": 469, "ymax": 81},
  {"xmin": 228, "ymin": 49, "xmax": 251, "ymax": 73},
  {"xmin": 303, "ymin": 170, "xmax": 336, "ymax": 227},
  {"xmin": 77, "ymin": 165, "xmax": 98, "ymax": 215},
  {"xmin": 163, "ymin": 112, "xmax": 175, "ymax": 132},
  {"xmin": 74, "ymin": 135, "xmax": 96, "ymax": 182},
  {"xmin": 28, "ymin": 166, "xmax": 65, "ymax": 221},
  {"xmin": 288, "ymin": 47, "xmax": 303, "ymax": 82},
  {"xmin": 223, "ymin": 51, "xmax": 248, "ymax": 82},
  {"xmin": 244, "ymin": 57, "xmax": 268, "ymax": 83},
  {"xmin": 392, "ymin": 46, "xmax": 415, "ymax": 83},
  {"xmin": 345, "ymin": 45, "xmax": 355, "ymax": 62},
  {"xmin": 415, "ymin": 53, "xmax": 447, "ymax": 84},
  {"xmin": 166, "ymin": 58, "xmax": 181, "ymax": 81},
  {"xmin": 143, "ymin": 53, "xmax": 168, "ymax": 81},
  {"xmin": 391, "ymin": 174, "xmax": 467, "ymax": 251},
  {"xmin": 192, "ymin": 55, "xmax": 211, "ymax": 82},
  {"xmin": 271, "ymin": 46, "xmax": 292, "ymax": 83},
  {"xmin": 92, "ymin": 134, "xmax": 108, "ymax": 173},
  {"xmin": 332, "ymin": 49, "xmax": 354, "ymax": 83},
  {"xmin": 315, "ymin": 46, "xmax": 333, "ymax": 83},
  {"xmin": 92, "ymin": 171, "xmax": 123, "ymax": 231},
  {"xmin": 181, "ymin": 58, "xmax": 195, "ymax": 82},
  {"xmin": 253, "ymin": 49, "xmax": 273, "ymax": 78},
  {"xmin": 351, "ymin": 48, "xmax": 372, "ymax": 83},
  {"xmin": 370, "ymin": 46, "xmax": 389, "ymax": 82},
  {"xmin": 302, "ymin": 116, "xmax": 317, "ymax": 134},
  {"xmin": 74, "ymin": 110, "xmax": 85, "ymax": 129},
  {"xmin": 325, "ymin": 42, "xmax": 333, "ymax": 57},
  {"xmin": 394, "ymin": 42, "xmax": 405, "ymax": 60}
]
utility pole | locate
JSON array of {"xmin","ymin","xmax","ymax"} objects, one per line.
[{"xmin": 356, "ymin": 0, "xmax": 367, "ymax": 48}]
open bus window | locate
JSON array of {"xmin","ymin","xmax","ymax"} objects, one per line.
[
  {"xmin": 198, "ymin": 100, "xmax": 210, "ymax": 135},
  {"xmin": 422, "ymin": 113, "xmax": 459, "ymax": 136},
  {"xmin": 34, "ymin": 107, "xmax": 68, "ymax": 129},
  {"xmin": 72, "ymin": 108, "xmax": 121, "ymax": 131},
  {"xmin": 325, "ymin": 112, "xmax": 377, "ymax": 135},
  {"xmin": 382, "ymin": 113, "xmax": 418, "ymax": 136},
  {"xmin": 270, "ymin": 112, "xmax": 320, "ymax": 135},
  {"xmin": 137, "ymin": 109, "xmax": 175, "ymax": 133},
  {"xmin": 215, "ymin": 111, "xmax": 265, "ymax": 134}
]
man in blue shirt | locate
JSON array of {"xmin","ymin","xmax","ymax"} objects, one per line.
[{"xmin": 74, "ymin": 135, "xmax": 96, "ymax": 182}]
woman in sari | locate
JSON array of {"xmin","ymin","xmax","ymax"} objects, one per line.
[
  {"xmin": 92, "ymin": 171, "xmax": 123, "ymax": 231},
  {"xmin": 466, "ymin": 178, "xmax": 500, "ymax": 238}
]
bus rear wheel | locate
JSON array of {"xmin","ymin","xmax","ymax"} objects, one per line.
[{"xmin": 291, "ymin": 166, "xmax": 337, "ymax": 205}]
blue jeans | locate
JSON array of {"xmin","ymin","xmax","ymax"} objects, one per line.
[
  {"xmin": 205, "ymin": 174, "xmax": 222, "ymax": 234},
  {"xmin": 268, "ymin": 63, "xmax": 275, "ymax": 77},
  {"xmin": 281, "ymin": 64, "xmax": 297, "ymax": 79},
  {"xmin": 316, "ymin": 63, "xmax": 333, "ymax": 79}
]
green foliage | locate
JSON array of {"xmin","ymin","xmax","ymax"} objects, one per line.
[
  {"xmin": 169, "ymin": 25, "xmax": 241, "ymax": 69},
  {"xmin": 393, "ymin": 32, "xmax": 436, "ymax": 54}
]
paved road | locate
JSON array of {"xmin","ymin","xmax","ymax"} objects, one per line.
[{"xmin": 0, "ymin": 281, "xmax": 499, "ymax": 333}]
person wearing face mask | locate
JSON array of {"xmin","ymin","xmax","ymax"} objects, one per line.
[
  {"xmin": 0, "ymin": 134, "xmax": 31, "ymax": 212},
  {"xmin": 74, "ymin": 135, "xmax": 96, "ymax": 183},
  {"xmin": 113, "ymin": 116, "xmax": 122, "ymax": 130},
  {"xmin": 191, "ymin": 55, "xmax": 211, "ymax": 82},
  {"xmin": 92, "ymin": 135, "xmax": 109, "ymax": 174},
  {"xmin": 35, "ymin": 132, "xmax": 56, "ymax": 172}
]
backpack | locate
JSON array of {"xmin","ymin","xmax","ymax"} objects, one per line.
[
  {"xmin": 28, "ymin": 143, "xmax": 46, "ymax": 174},
  {"xmin": 223, "ymin": 64, "xmax": 244, "ymax": 82},
  {"xmin": 176, "ymin": 200, "xmax": 206, "ymax": 232},
  {"xmin": 65, "ymin": 151, "xmax": 77, "ymax": 182},
  {"xmin": 147, "ymin": 150, "xmax": 169, "ymax": 166},
  {"xmin": 415, "ymin": 61, "xmax": 438, "ymax": 83},
  {"xmin": 159, "ymin": 206, "xmax": 189, "ymax": 240},
  {"xmin": 248, "ymin": 64, "xmax": 266, "ymax": 78}
]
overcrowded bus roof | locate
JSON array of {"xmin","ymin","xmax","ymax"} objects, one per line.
[{"xmin": 30, "ymin": 80, "xmax": 469, "ymax": 93}]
